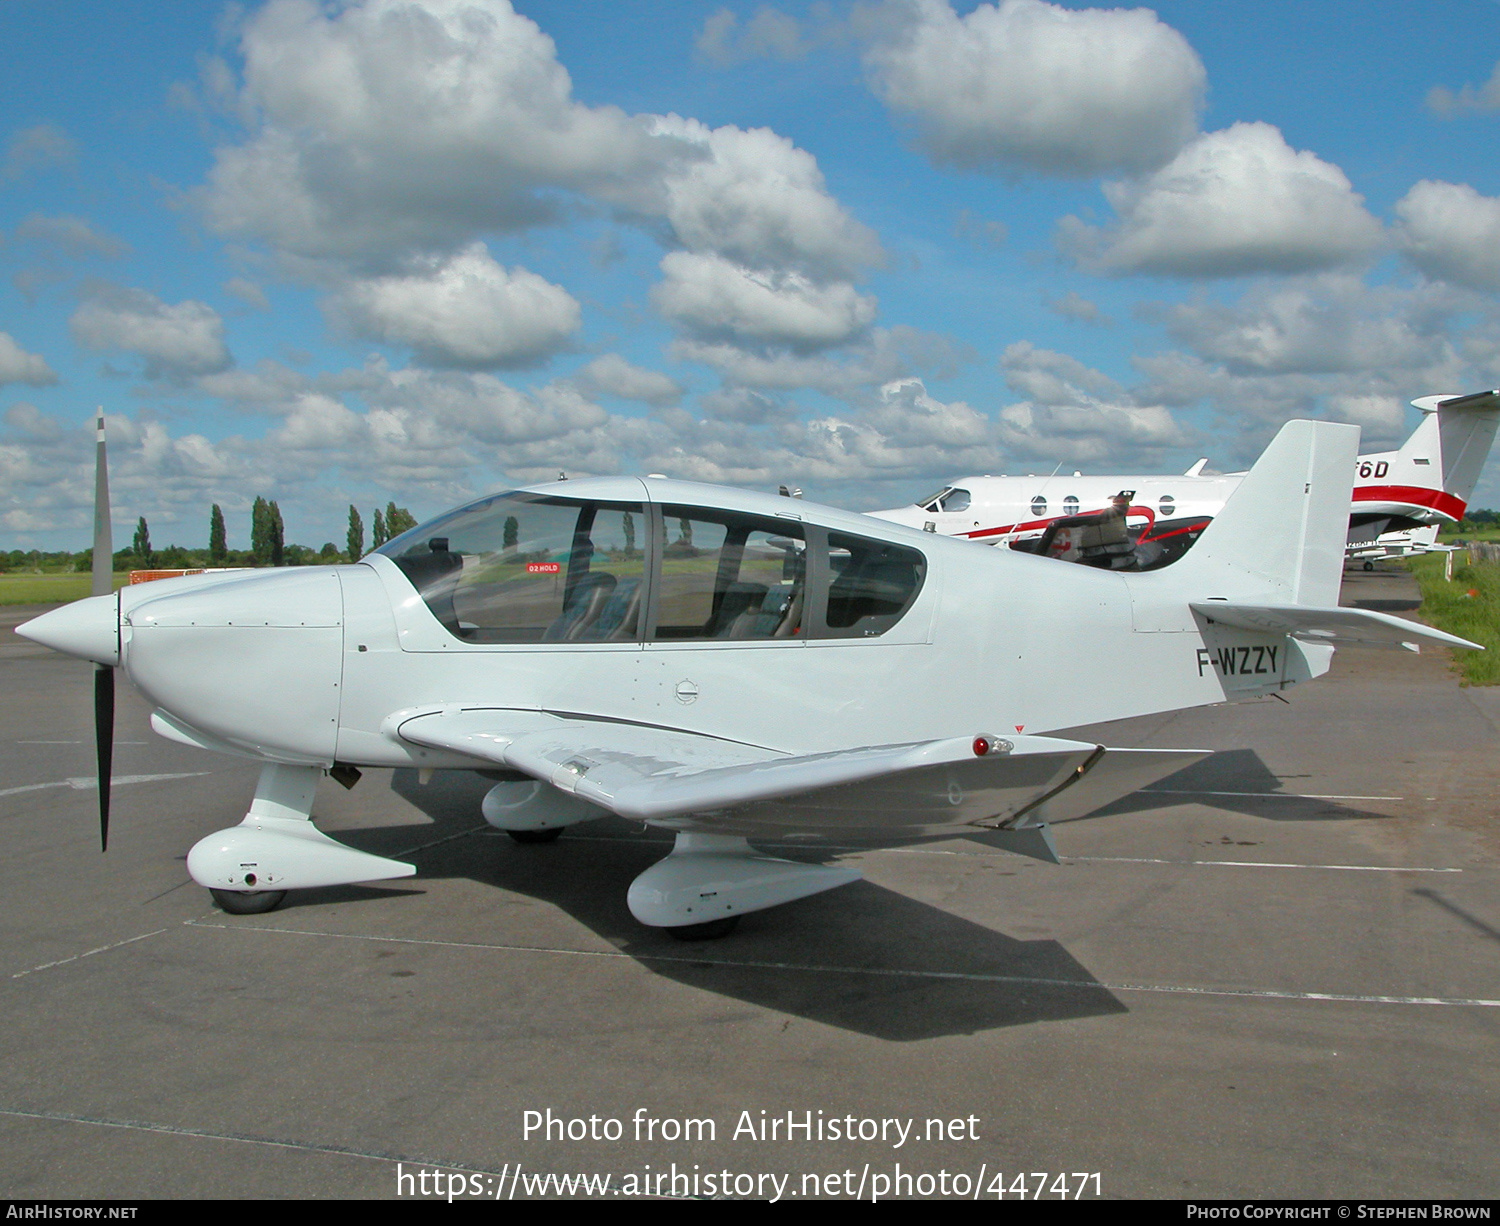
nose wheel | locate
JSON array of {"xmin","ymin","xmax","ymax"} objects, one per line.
[{"xmin": 210, "ymin": 888, "xmax": 287, "ymax": 915}]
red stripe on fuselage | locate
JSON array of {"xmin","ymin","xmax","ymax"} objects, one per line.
[
  {"xmin": 964, "ymin": 505, "xmax": 1155, "ymax": 541},
  {"xmin": 1352, "ymin": 485, "xmax": 1466, "ymax": 522}
]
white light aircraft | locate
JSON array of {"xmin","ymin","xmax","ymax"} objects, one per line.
[
  {"xmin": 19, "ymin": 414, "xmax": 1479, "ymax": 939},
  {"xmin": 870, "ymin": 391, "xmax": 1500, "ymax": 571}
]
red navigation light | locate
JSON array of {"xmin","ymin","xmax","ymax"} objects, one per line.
[{"xmin": 973, "ymin": 736, "xmax": 990, "ymax": 756}]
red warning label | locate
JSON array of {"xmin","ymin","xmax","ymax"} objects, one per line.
[{"xmin": 526, "ymin": 562, "xmax": 561, "ymax": 574}]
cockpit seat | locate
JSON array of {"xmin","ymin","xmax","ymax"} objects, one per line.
[
  {"xmin": 584, "ymin": 576, "xmax": 642, "ymax": 641},
  {"xmin": 712, "ymin": 582, "xmax": 769, "ymax": 638},
  {"xmin": 544, "ymin": 572, "xmax": 618, "ymax": 640}
]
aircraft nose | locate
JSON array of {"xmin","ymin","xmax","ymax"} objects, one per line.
[{"xmin": 16, "ymin": 593, "xmax": 119, "ymax": 665}]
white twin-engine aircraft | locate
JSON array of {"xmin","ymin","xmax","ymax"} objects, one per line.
[
  {"xmin": 870, "ymin": 392, "xmax": 1500, "ymax": 571},
  {"xmin": 19, "ymin": 419, "xmax": 1479, "ymax": 939}
]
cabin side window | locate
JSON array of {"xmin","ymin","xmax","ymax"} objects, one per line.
[
  {"xmin": 1030, "ymin": 496, "xmax": 1047, "ymax": 517},
  {"xmin": 650, "ymin": 506, "xmax": 807, "ymax": 641}
]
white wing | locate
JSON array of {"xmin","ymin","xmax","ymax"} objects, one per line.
[{"xmin": 396, "ymin": 708, "xmax": 1205, "ymax": 833}]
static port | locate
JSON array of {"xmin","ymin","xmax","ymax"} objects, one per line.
[{"xmin": 244, "ymin": 873, "xmax": 258, "ymax": 886}]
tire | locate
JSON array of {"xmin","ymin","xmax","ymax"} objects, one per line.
[
  {"xmin": 507, "ymin": 827, "xmax": 564, "ymax": 844},
  {"xmin": 665, "ymin": 915, "xmax": 740, "ymax": 941},
  {"xmin": 210, "ymin": 888, "xmax": 287, "ymax": 915}
]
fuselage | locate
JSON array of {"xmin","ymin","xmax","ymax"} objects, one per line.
[
  {"xmin": 28, "ymin": 477, "xmax": 1324, "ymax": 778},
  {"xmin": 869, "ymin": 411, "xmax": 1479, "ymax": 549}
]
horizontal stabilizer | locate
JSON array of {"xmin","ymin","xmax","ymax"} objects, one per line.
[{"xmin": 1190, "ymin": 602, "xmax": 1481, "ymax": 652}]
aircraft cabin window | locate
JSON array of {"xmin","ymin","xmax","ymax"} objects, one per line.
[
  {"xmin": 651, "ymin": 506, "xmax": 807, "ymax": 641},
  {"xmin": 1030, "ymin": 496, "xmax": 1047, "ymax": 517},
  {"xmin": 1063, "ymin": 495, "xmax": 1079, "ymax": 515},
  {"xmin": 940, "ymin": 488, "xmax": 971, "ymax": 512},
  {"xmin": 817, "ymin": 532, "xmax": 925, "ymax": 639},
  {"xmin": 380, "ymin": 493, "xmax": 647, "ymax": 643},
  {"xmin": 1159, "ymin": 496, "xmax": 1175, "ymax": 518},
  {"xmin": 915, "ymin": 487, "xmax": 951, "ymax": 513}
]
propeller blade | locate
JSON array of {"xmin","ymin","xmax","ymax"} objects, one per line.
[
  {"xmin": 94, "ymin": 663, "xmax": 114, "ymax": 851},
  {"xmin": 91, "ymin": 407, "xmax": 115, "ymax": 851},
  {"xmin": 91, "ymin": 407, "xmax": 112, "ymax": 599}
]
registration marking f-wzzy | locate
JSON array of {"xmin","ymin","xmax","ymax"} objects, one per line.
[{"xmin": 1196, "ymin": 644, "xmax": 1279, "ymax": 677}]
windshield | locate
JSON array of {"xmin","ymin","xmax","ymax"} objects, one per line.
[{"xmin": 377, "ymin": 491, "xmax": 645, "ymax": 643}]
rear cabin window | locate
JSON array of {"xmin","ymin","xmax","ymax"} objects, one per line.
[{"xmin": 819, "ymin": 532, "xmax": 926, "ymax": 639}]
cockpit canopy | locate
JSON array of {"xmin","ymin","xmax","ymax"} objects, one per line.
[
  {"xmin": 915, "ymin": 486, "xmax": 970, "ymax": 513},
  {"xmin": 379, "ymin": 490, "xmax": 927, "ymax": 644}
]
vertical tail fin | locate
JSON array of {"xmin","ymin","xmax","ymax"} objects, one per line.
[
  {"xmin": 1169, "ymin": 419, "xmax": 1358, "ymax": 607},
  {"xmin": 1409, "ymin": 390, "xmax": 1500, "ymax": 504}
]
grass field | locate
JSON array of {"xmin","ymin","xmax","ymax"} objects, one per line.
[
  {"xmin": 0, "ymin": 572, "xmax": 129, "ymax": 605},
  {"xmin": 1406, "ymin": 553, "xmax": 1500, "ymax": 685}
]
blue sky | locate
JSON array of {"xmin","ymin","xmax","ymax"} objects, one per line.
[{"xmin": 4, "ymin": 0, "xmax": 1500, "ymax": 551}]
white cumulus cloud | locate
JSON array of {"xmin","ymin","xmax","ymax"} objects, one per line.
[
  {"xmin": 653, "ymin": 115, "xmax": 883, "ymax": 281},
  {"xmin": 1395, "ymin": 180, "xmax": 1500, "ymax": 292},
  {"xmin": 862, "ymin": 0, "xmax": 1204, "ymax": 176},
  {"xmin": 70, "ymin": 286, "xmax": 232, "ymax": 376},
  {"xmin": 0, "ymin": 333, "xmax": 58, "ymax": 387},
  {"xmin": 1060, "ymin": 122, "xmax": 1384, "ymax": 278},
  {"xmin": 332, "ymin": 244, "xmax": 581, "ymax": 368},
  {"xmin": 576, "ymin": 354, "xmax": 683, "ymax": 406},
  {"xmin": 652, "ymin": 252, "xmax": 876, "ymax": 350},
  {"xmin": 201, "ymin": 0, "xmax": 676, "ymax": 260}
]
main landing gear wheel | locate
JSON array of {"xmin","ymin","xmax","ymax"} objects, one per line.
[
  {"xmin": 665, "ymin": 916, "xmax": 740, "ymax": 941},
  {"xmin": 210, "ymin": 888, "xmax": 287, "ymax": 915},
  {"xmin": 507, "ymin": 827, "xmax": 564, "ymax": 844},
  {"xmin": 1363, "ymin": 560, "xmax": 1375, "ymax": 571}
]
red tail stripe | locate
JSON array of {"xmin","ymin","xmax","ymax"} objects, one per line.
[{"xmin": 1352, "ymin": 485, "xmax": 1466, "ymax": 521}]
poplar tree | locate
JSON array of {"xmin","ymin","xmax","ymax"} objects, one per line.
[
  {"xmin": 623, "ymin": 511, "xmax": 635, "ymax": 556},
  {"xmin": 251, "ymin": 497, "xmax": 270, "ymax": 565},
  {"xmin": 372, "ymin": 509, "xmax": 387, "ymax": 548},
  {"xmin": 347, "ymin": 505, "xmax": 364, "ymax": 560},
  {"xmin": 269, "ymin": 500, "xmax": 285, "ymax": 566},
  {"xmin": 209, "ymin": 505, "xmax": 227, "ymax": 563},
  {"xmin": 132, "ymin": 517, "xmax": 152, "ymax": 566}
]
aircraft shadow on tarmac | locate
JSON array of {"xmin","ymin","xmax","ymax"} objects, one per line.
[
  {"xmin": 275, "ymin": 768, "xmax": 1129, "ymax": 1042},
  {"xmin": 1074, "ymin": 748, "xmax": 1396, "ymax": 824}
]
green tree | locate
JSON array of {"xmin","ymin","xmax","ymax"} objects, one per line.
[
  {"xmin": 209, "ymin": 504, "xmax": 227, "ymax": 563},
  {"xmin": 269, "ymin": 500, "xmax": 285, "ymax": 566},
  {"xmin": 385, "ymin": 501, "xmax": 417, "ymax": 537},
  {"xmin": 503, "ymin": 515, "xmax": 519, "ymax": 550},
  {"xmin": 372, "ymin": 508, "xmax": 387, "ymax": 548},
  {"xmin": 250, "ymin": 497, "xmax": 271, "ymax": 566},
  {"xmin": 623, "ymin": 510, "xmax": 635, "ymax": 556},
  {"xmin": 319, "ymin": 542, "xmax": 339, "ymax": 561},
  {"xmin": 132, "ymin": 517, "xmax": 152, "ymax": 566},
  {"xmin": 346, "ymin": 505, "xmax": 364, "ymax": 560}
]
